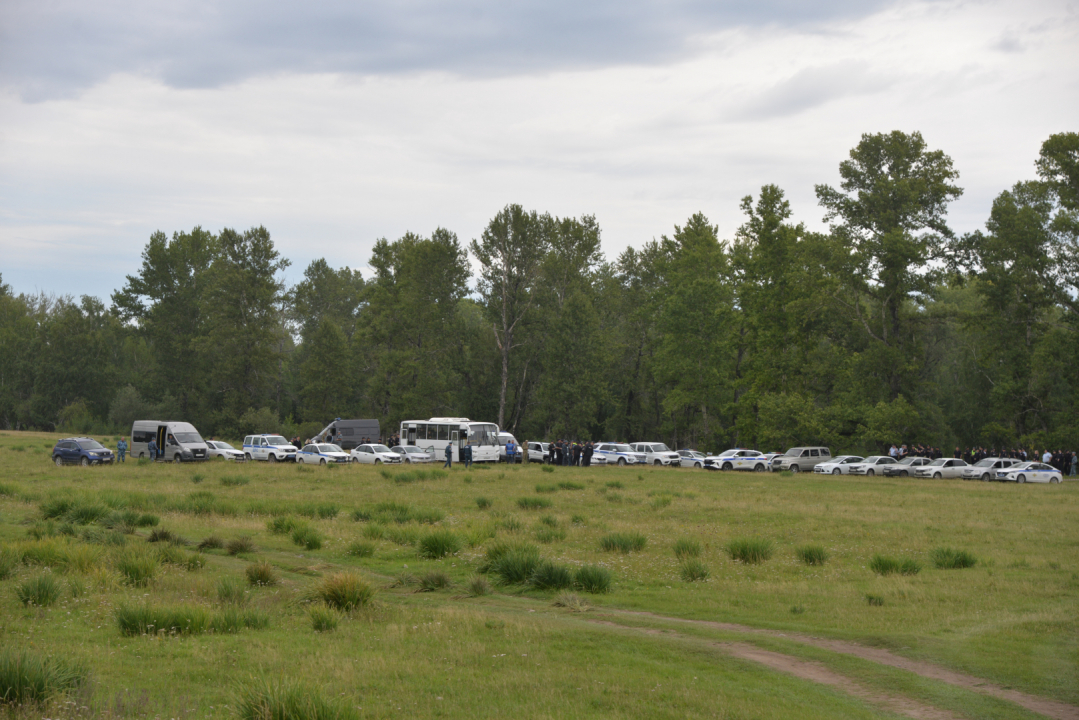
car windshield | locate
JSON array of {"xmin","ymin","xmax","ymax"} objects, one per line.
[
  {"xmin": 898, "ymin": 457, "xmax": 917, "ymax": 464},
  {"xmin": 613, "ymin": 444, "xmax": 632, "ymax": 453},
  {"xmin": 842, "ymin": 457, "xmax": 862, "ymax": 463},
  {"xmin": 78, "ymin": 440, "xmax": 105, "ymax": 450},
  {"xmin": 265, "ymin": 436, "xmax": 289, "ymax": 445},
  {"xmin": 372, "ymin": 444, "xmax": 392, "ymax": 453},
  {"xmin": 218, "ymin": 442, "xmax": 235, "ymax": 450},
  {"xmin": 401, "ymin": 447, "xmax": 422, "ymax": 453},
  {"xmin": 974, "ymin": 459, "xmax": 996, "ymax": 467},
  {"xmin": 718, "ymin": 450, "xmax": 738, "ymax": 457},
  {"xmin": 927, "ymin": 458, "xmax": 947, "ymax": 466},
  {"xmin": 173, "ymin": 432, "xmax": 204, "ymax": 444},
  {"xmin": 1011, "ymin": 463, "xmax": 1031, "ymax": 470},
  {"xmin": 318, "ymin": 444, "xmax": 342, "ymax": 453},
  {"xmin": 652, "ymin": 444, "xmax": 671, "ymax": 452}
]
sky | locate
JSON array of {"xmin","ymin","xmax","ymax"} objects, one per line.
[{"xmin": 1, "ymin": 0, "xmax": 1077, "ymax": 300}]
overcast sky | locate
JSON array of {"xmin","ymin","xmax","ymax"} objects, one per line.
[{"xmin": 1, "ymin": 0, "xmax": 1076, "ymax": 300}]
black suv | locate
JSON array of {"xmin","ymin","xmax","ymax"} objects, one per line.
[{"xmin": 52, "ymin": 437, "xmax": 114, "ymax": 466}]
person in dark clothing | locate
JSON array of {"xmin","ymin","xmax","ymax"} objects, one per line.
[
  {"xmin": 463, "ymin": 441, "xmax": 473, "ymax": 468},
  {"xmin": 584, "ymin": 442, "xmax": 593, "ymax": 467},
  {"xmin": 443, "ymin": 441, "xmax": 452, "ymax": 469},
  {"xmin": 554, "ymin": 441, "xmax": 563, "ymax": 466},
  {"xmin": 573, "ymin": 442, "xmax": 582, "ymax": 466}
]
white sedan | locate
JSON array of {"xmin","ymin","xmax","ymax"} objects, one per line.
[
  {"xmin": 961, "ymin": 457, "xmax": 1019, "ymax": 481},
  {"xmin": 392, "ymin": 446, "xmax": 432, "ymax": 463},
  {"xmin": 705, "ymin": 449, "xmax": 770, "ymax": 472},
  {"xmin": 847, "ymin": 456, "xmax": 897, "ymax": 476},
  {"xmin": 350, "ymin": 443, "xmax": 403, "ymax": 465},
  {"xmin": 205, "ymin": 440, "xmax": 245, "ymax": 461},
  {"xmin": 998, "ymin": 462, "xmax": 1063, "ymax": 484},
  {"xmin": 677, "ymin": 449, "xmax": 706, "ymax": 469},
  {"xmin": 813, "ymin": 455, "xmax": 864, "ymax": 475},
  {"xmin": 912, "ymin": 458, "xmax": 969, "ymax": 479},
  {"xmin": 297, "ymin": 443, "xmax": 350, "ymax": 465}
]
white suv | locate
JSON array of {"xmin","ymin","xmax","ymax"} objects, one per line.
[
  {"xmin": 773, "ymin": 447, "xmax": 832, "ymax": 473},
  {"xmin": 242, "ymin": 434, "xmax": 298, "ymax": 463},
  {"xmin": 631, "ymin": 442, "xmax": 682, "ymax": 466}
]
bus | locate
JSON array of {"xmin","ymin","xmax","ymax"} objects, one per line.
[{"xmin": 399, "ymin": 418, "xmax": 501, "ymax": 463}]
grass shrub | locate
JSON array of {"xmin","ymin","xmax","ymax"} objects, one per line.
[
  {"xmin": 418, "ymin": 530, "xmax": 461, "ymax": 559},
  {"xmin": 235, "ymin": 678, "xmax": 358, "ymax": 720},
  {"xmin": 227, "ymin": 536, "xmax": 257, "ymax": 555},
  {"xmin": 116, "ymin": 604, "xmax": 211, "ymax": 636},
  {"xmin": 0, "ymin": 548, "xmax": 19, "ymax": 580},
  {"xmin": 535, "ymin": 527, "xmax": 566, "ymax": 544},
  {"xmin": 316, "ymin": 572, "xmax": 374, "ymax": 611},
  {"xmin": 217, "ymin": 577, "xmax": 250, "ymax": 605},
  {"xmin": 418, "ymin": 570, "xmax": 452, "ymax": 592},
  {"xmin": 475, "ymin": 497, "xmax": 493, "ymax": 510},
  {"xmin": 552, "ymin": 592, "xmax": 591, "ymax": 612},
  {"xmin": 135, "ymin": 513, "xmax": 159, "ymax": 527},
  {"xmin": 246, "ymin": 561, "xmax": 278, "ymax": 586},
  {"xmin": 931, "ymin": 547, "xmax": 977, "ymax": 569},
  {"xmin": 673, "ymin": 538, "xmax": 701, "ymax": 560},
  {"xmin": 20, "ymin": 538, "xmax": 67, "ymax": 568},
  {"xmin": 726, "ymin": 538, "xmax": 774, "ymax": 564},
  {"xmin": 40, "ymin": 497, "xmax": 74, "ymax": 520},
  {"xmin": 516, "ymin": 497, "xmax": 552, "ymax": 510},
  {"xmin": 497, "ymin": 517, "xmax": 523, "ymax": 533},
  {"xmin": 353, "ymin": 502, "xmax": 443, "ymax": 525},
  {"xmin": 866, "ymin": 594, "xmax": 885, "ymax": 606},
  {"xmin": 650, "ymin": 496, "xmax": 672, "ymax": 510},
  {"xmin": 573, "ymin": 565, "xmax": 612, "ymax": 594},
  {"xmin": 0, "ymin": 649, "xmax": 87, "ymax": 706},
  {"xmin": 680, "ymin": 560, "xmax": 710, "ymax": 582},
  {"xmin": 220, "ymin": 475, "xmax": 250, "ymax": 487},
  {"xmin": 198, "ymin": 536, "xmax": 224, "ymax": 550},
  {"xmin": 345, "ymin": 541, "xmax": 375, "ymax": 558},
  {"xmin": 535, "ymin": 484, "xmax": 557, "ymax": 494},
  {"xmin": 147, "ymin": 528, "xmax": 186, "ymax": 545},
  {"xmin": 571, "ymin": 514, "xmax": 586, "ymax": 526},
  {"xmin": 869, "ymin": 554, "xmax": 922, "ymax": 576},
  {"xmin": 62, "ymin": 543, "xmax": 103, "ymax": 573},
  {"xmin": 191, "ymin": 473, "xmax": 204, "ymax": 484},
  {"xmin": 291, "ymin": 526, "xmax": 323, "ymax": 550},
  {"xmin": 599, "ymin": 532, "xmax": 647, "ymax": 554},
  {"xmin": 17, "ymin": 574, "xmax": 61, "ymax": 606},
  {"xmin": 541, "ymin": 465, "xmax": 555, "ymax": 473},
  {"xmin": 211, "ymin": 607, "xmax": 269, "ymax": 633},
  {"xmin": 530, "ymin": 560, "xmax": 574, "ymax": 590},
  {"xmin": 115, "ymin": 549, "xmax": 158, "ymax": 586},
  {"xmin": 267, "ymin": 516, "xmax": 300, "ymax": 535},
  {"xmin": 155, "ymin": 544, "xmax": 201, "ymax": 570},
  {"xmin": 361, "ymin": 523, "xmax": 386, "ymax": 540},
  {"xmin": 540, "ymin": 515, "xmax": 558, "ymax": 527},
  {"xmin": 385, "ymin": 526, "xmax": 419, "ymax": 546},
  {"xmin": 795, "ymin": 544, "xmax": 829, "ymax": 566},
  {"xmin": 557, "ymin": 481, "xmax": 584, "ymax": 490},
  {"xmin": 66, "ymin": 503, "xmax": 109, "ymax": 525},
  {"xmin": 388, "ymin": 469, "xmax": 448, "ymax": 484},
  {"xmin": 605, "ymin": 481, "xmax": 624, "ymax": 489},
  {"xmin": 467, "ymin": 575, "xmax": 491, "ymax": 596},
  {"xmin": 308, "ymin": 605, "xmax": 340, "ymax": 633}
]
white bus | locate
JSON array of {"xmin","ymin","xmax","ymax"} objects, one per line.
[{"xmin": 399, "ymin": 418, "xmax": 501, "ymax": 463}]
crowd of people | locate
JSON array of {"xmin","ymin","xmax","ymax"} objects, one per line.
[
  {"xmin": 542, "ymin": 440, "xmax": 598, "ymax": 466},
  {"xmin": 889, "ymin": 444, "xmax": 1078, "ymax": 475}
]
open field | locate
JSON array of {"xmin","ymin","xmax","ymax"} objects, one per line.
[{"xmin": 1, "ymin": 431, "xmax": 1076, "ymax": 719}]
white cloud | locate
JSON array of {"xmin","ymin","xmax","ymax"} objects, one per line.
[{"xmin": 0, "ymin": 0, "xmax": 1076, "ymax": 298}]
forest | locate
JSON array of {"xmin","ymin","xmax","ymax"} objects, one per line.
[{"xmin": 1, "ymin": 130, "xmax": 1076, "ymax": 452}]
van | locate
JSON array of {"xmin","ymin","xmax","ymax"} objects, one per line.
[
  {"xmin": 131, "ymin": 420, "xmax": 209, "ymax": 462},
  {"xmin": 630, "ymin": 442, "xmax": 682, "ymax": 466},
  {"xmin": 772, "ymin": 446, "xmax": 832, "ymax": 473},
  {"xmin": 313, "ymin": 418, "xmax": 380, "ymax": 451}
]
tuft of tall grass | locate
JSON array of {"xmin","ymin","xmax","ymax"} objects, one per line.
[
  {"xmin": 39, "ymin": 497, "xmax": 74, "ymax": 520},
  {"xmin": 20, "ymin": 538, "xmax": 67, "ymax": 568},
  {"xmin": 551, "ymin": 592, "xmax": 591, "ymax": 612},
  {"xmin": 308, "ymin": 605, "xmax": 340, "ymax": 633},
  {"xmin": 497, "ymin": 517, "xmax": 522, "ymax": 533},
  {"xmin": 227, "ymin": 537, "xmax": 257, "ymax": 555},
  {"xmin": 361, "ymin": 523, "xmax": 386, "ymax": 540},
  {"xmin": 475, "ymin": 497, "xmax": 493, "ymax": 510},
  {"xmin": 599, "ymin": 532, "xmax": 647, "ymax": 554},
  {"xmin": 418, "ymin": 530, "xmax": 461, "ymax": 559},
  {"xmin": 17, "ymin": 574, "xmax": 61, "ymax": 606},
  {"xmin": 726, "ymin": 538, "xmax": 773, "ymax": 564},
  {"xmin": 866, "ymin": 594, "xmax": 885, "ymax": 606},
  {"xmin": 62, "ymin": 543, "xmax": 103, "ymax": 573},
  {"xmin": 516, "ymin": 497, "xmax": 552, "ymax": 510},
  {"xmin": 291, "ymin": 526, "xmax": 323, "ymax": 551},
  {"xmin": 485, "ymin": 543, "xmax": 541, "ymax": 585},
  {"xmin": 267, "ymin": 516, "xmax": 300, "ymax": 535},
  {"xmin": 387, "ymin": 469, "xmax": 448, "ymax": 484},
  {"xmin": 0, "ymin": 649, "xmax": 87, "ymax": 706},
  {"xmin": 673, "ymin": 538, "xmax": 701, "ymax": 560},
  {"xmin": 605, "ymin": 481, "xmax": 624, "ymax": 489},
  {"xmin": 540, "ymin": 465, "xmax": 555, "ymax": 474},
  {"xmin": 418, "ymin": 570, "xmax": 452, "ymax": 592},
  {"xmin": 234, "ymin": 677, "xmax": 358, "ymax": 720},
  {"xmin": 557, "ymin": 481, "xmax": 584, "ymax": 490},
  {"xmin": 573, "ymin": 565, "xmax": 612, "ymax": 594},
  {"xmin": 246, "ymin": 561, "xmax": 278, "ymax": 586},
  {"xmin": 0, "ymin": 548, "xmax": 20, "ymax": 580},
  {"xmin": 530, "ymin": 560, "xmax": 574, "ymax": 590},
  {"xmin": 220, "ymin": 475, "xmax": 250, "ymax": 487},
  {"xmin": 217, "ymin": 577, "xmax": 250, "ymax": 605},
  {"xmin": 198, "ymin": 535, "xmax": 224, "ymax": 550},
  {"xmin": 535, "ymin": 527, "xmax": 566, "ymax": 544},
  {"xmin": 191, "ymin": 473, "xmax": 204, "ymax": 484},
  {"xmin": 869, "ymin": 554, "xmax": 921, "ymax": 576},
  {"xmin": 345, "ymin": 541, "xmax": 375, "ymax": 558},
  {"xmin": 535, "ymin": 484, "xmax": 557, "ymax": 494},
  {"xmin": 115, "ymin": 548, "xmax": 158, "ymax": 586},
  {"xmin": 649, "ymin": 496, "xmax": 673, "ymax": 510},
  {"xmin": 795, "ymin": 544, "xmax": 829, "ymax": 566},
  {"xmin": 66, "ymin": 503, "xmax": 109, "ymax": 525},
  {"xmin": 316, "ymin": 572, "xmax": 374, "ymax": 611},
  {"xmin": 116, "ymin": 603, "xmax": 211, "ymax": 636},
  {"xmin": 385, "ymin": 526, "xmax": 419, "ymax": 546},
  {"xmin": 467, "ymin": 575, "xmax": 491, "ymax": 596},
  {"xmin": 680, "ymin": 560, "xmax": 710, "ymax": 582},
  {"xmin": 211, "ymin": 606, "xmax": 269, "ymax": 633},
  {"xmin": 540, "ymin": 515, "xmax": 558, "ymax": 527},
  {"xmin": 931, "ymin": 547, "xmax": 977, "ymax": 569},
  {"xmin": 147, "ymin": 528, "xmax": 186, "ymax": 545}
]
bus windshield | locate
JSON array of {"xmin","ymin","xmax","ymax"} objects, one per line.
[
  {"xmin": 174, "ymin": 432, "xmax": 204, "ymax": 444},
  {"xmin": 468, "ymin": 423, "xmax": 499, "ymax": 446}
]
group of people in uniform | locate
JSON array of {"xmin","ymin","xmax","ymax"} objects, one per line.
[{"xmin": 546, "ymin": 440, "xmax": 596, "ymax": 466}]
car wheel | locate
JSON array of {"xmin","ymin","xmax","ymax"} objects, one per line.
[
  {"xmin": 980, "ymin": 473, "xmax": 990, "ymax": 481},
  {"xmin": 244, "ymin": 453, "xmax": 252, "ymax": 461},
  {"xmin": 866, "ymin": 469, "xmax": 874, "ymax": 477},
  {"xmin": 789, "ymin": 465, "xmax": 799, "ymax": 473},
  {"xmin": 374, "ymin": 459, "xmax": 381, "ymax": 465},
  {"xmin": 694, "ymin": 462, "xmax": 702, "ymax": 469},
  {"xmin": 1017, "ymin": 474, "xmax": 1026, "ymax": 484},
  {"xmin": 754, "ymin": 463, "xmax": 766, "ymax": 472},
  {"xmin": 1051, "ymin": 476, "xmax": 1060, "ymax": 484},
  {"xmin": 933, "ymin": 472, "xmax": 942, "ymax": 479},
  {"xmin": 405, "ymin": 458, "xmax": 412, "ymax": 463},
  {"xmin": 320, "ymin": 459, "xmax": 326, "ymax": 465},
  {"xmin": 722, "ymin": 462, "xmax": 733, "ymax": 471},
  {"xmin": 268, "ymin": 454, "xmax": 277, "ymax": 463},
  {"xmin": 80, "ymin": 457, "xmax": 89, "ymax": 467},
  {"xmin": 832, "ymin": 468, "xmax": 840, "ymax": 475},
  {"xmin": 173, "ymin": 454, "xmax": 181, "ymax": 463},
  {"xmin": 351, "ymin": 457, "xmax": 359, "ymax": 464},
  {"xmin": 617, "ymin": 458, "xmax": 626, "ymax": 466},
  {"xmin": 54, "ymin": 455, "xmax": 63, "ymax": 467}
]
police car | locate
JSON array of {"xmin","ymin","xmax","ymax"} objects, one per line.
[
  {"xmin": 297, "ymin": 443, "xmax": 351, "ymax": 465},
  {"xmin": 997, "ymin": 462, "xmax": 1063, "ymax": 484},
  {"xmin": 594, "ymin": 443, "xmax": 644, "ymax": 466},
  {"xmin": 242, "ymin": 434, "xmax": 298, "ymax": 463},
  {"xmin": 705, "ymin": 449, "xmax": 771, "ymax": 472}
]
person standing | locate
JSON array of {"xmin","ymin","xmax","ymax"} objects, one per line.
[
  {"xmin": 573, "ymin": 442, "xmax": 582, "ymax": 467},
  {"xmin": 116, "ymin": 436, "xmax": 128, "ymax": 463},
  {"xmin": 147, "ymin": 437, "xmax": 158, "ymax": 461},
  {"xmin": 464, "ymin": 441, "xmax": 473, "ymax": 469},
  {"xmin": 1070, "ymin": 451, "xmax": 1077, "ymax": 477},
  {"xmin": 444, "ymin": 441, "xmax": 453, "ymax": 469},
  {"xmin": 1042, "ymin": 449, "xmax": 1052, "ymax": 464},
  {"xmin": 583, "ymin": 441, "xmax": 593, "ymax": 467}
]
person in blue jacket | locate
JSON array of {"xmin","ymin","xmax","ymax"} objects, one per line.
[
  {"xmin": 147, "ymin": 438, "xmax": 158, "ymax": 461},
  {"xmin": 116, "ymin": 437, "xmax": 128, "ymax": 463},
  {"xmin": 444, "ymin": 441, "xmax": 453, "ymax": 469}
]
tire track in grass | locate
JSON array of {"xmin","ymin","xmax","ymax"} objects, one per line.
[{"xmin": 604, "ymin": 611, "xmax": 1079, "ymax": 720}]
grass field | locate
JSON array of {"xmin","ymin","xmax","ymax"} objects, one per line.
[{"xmin": 1, "ymin": 431, "xmax": 1076, "ymax": 719}]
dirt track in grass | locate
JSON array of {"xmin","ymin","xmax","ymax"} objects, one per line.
[{"xmin": 597, "ymin": 611, "xmax": 1079, "ymax": 720}]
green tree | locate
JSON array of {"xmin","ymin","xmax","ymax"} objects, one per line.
[{"xmin": 298, "ymin": 318, "xmax": 350, "ymax": 421}]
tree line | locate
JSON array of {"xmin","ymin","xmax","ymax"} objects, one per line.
[{"xmin": 1, "ymin": 131, "xmax": 1076, "ymax": 452}]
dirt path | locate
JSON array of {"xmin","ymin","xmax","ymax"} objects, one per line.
[{"xmin": 598, "ymin": 611, "xmax": 1079, "ymax": 720}]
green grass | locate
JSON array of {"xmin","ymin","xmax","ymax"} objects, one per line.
[
  {"xmin": 726, "ymin": 538, "xmax": 774, "ymax": 564},
  {"xmin": 316, "ymin": 572, "xmax": 374, "ymax": 611},
  {"xmin": 530, "ymin": 560, "xmax": 574, "ymax": 590},
  {"xmin": 417, "ymin": 529, "xmax": 461, "ymax": 559},
  {"xmin": 0, "ymin": 649, "xmax": 86, "ymax": 706},
  {"xmin": 116, "ymin": 604, "xmax": 211, "ymax": 636},
  {"xmin": 219, "ymin": 474, "xmax": 250, "ymax": 487},
  {"xmin": 475, "ymin": 496, "xmax": 492, "ymax": 510},
  {"xmin": 680, "ymin": 560, "xmax": 710, "ymax": 582},
  {"xmin": 344, "ymin": 541, "xmax": 375, "ymax": 558},
  {"xmin": 599, "ymin": 532, "xmax": 646, "ymax": 553},
  {"xmin": 235, "ymin": 677, "xmax": 358, "ymax": 720},
  {"xmin": 290, "ymin": 525, "xmax": 322, "ymax": 550},
  {"xmin": 672, "ymin": 538, "xmax": 701, "ymax": 560},
  {"xmin": 115, "ymin": 548, "xmax": 159, "ymax": 586},
  {"xmin": 573, "ymin": 564, "xmax": 612, "ymax": 594},
  {"xmin": 869, "ymin": 554, "xmax": 922, "ymax": 576},
  {"xmin": 795, "ymin": 544, "xmax": 829, "ymax": 566},
  {"xmin": 931, "ymin": 547, "xmax": 977, "ymax": 569},
  {"xmin": 227, "ymin": 536, "xmax": 257, "ymax": 555},
  {"xmin": 16, "ymin": 574, "xmax": 61, "ymax": 606},
  {"xmin": 418, "ymin": 570, "xmax": 453, "ymax": 592},
  {"xmin": 246, "ymin": 561, "xmax": 278, "ymax": 586},
  {"xmin": 516, "ymin": 497, "xmax": 552, "ymax": 510},
  {"xmin": 308, "ymin": 604, "xmax": 341, "ymax": 633}
]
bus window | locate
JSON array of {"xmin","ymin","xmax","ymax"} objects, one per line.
[{"xmin": 439, "ymin": 425, "xmax": 450, "ymax": 440}]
